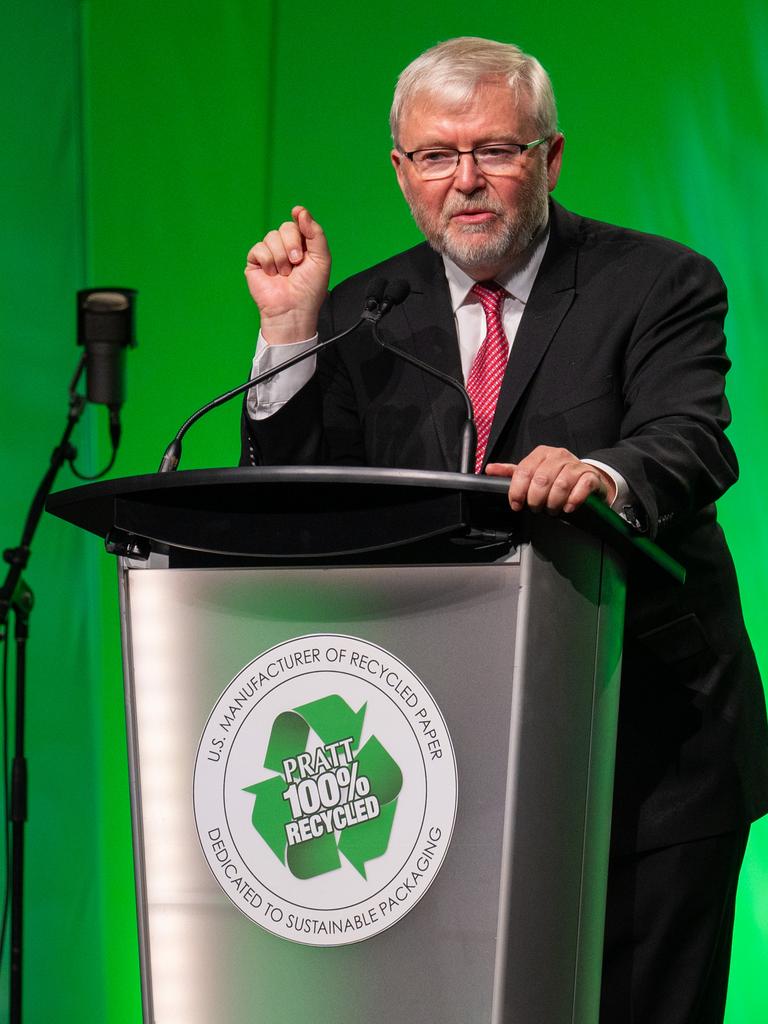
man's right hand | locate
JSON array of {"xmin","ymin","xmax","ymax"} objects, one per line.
[{"xmin": 244, "ymin": 205, "xmax": 331, "ymax": 345}]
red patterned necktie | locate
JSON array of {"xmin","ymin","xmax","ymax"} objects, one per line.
[{"xmin": 466, "ymin": 282, "xmax": 509, "ymax": 473}]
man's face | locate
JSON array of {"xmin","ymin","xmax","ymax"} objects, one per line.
[{"xmin": 391, "ymin": 80, "xmax": 563, "ymax": 278}]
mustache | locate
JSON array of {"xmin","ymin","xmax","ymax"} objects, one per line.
[{"xmin": 441, "ymin": 195, "xmax": 505, "ymax": 218}]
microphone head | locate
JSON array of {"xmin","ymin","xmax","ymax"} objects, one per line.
[
  {"xmin": 77, "ymin": 287, "xmax": 137, "ymax": 409},
  {"xmin": 77, "ymin": 288, "xmax": 137, "ymax": 348},
  {"xmin": 380, "ymin": 279, "xmax": 411, "ymax": 314},
  {"xmin": 364, "ymin": 277, "xmax": 388, "ymax": 312}
]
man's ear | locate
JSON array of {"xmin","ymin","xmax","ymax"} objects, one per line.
[
  {"xmin": 391, "ymin": 148, "xmax": 410, "ymax": 199},
  {"xmin": 546, "ymin": 133, "xmax": 565, "ymax": 192}
]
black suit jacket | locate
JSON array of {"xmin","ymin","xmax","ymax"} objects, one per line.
[{"xmin": 243, "ymin": 201, "xmax": 768, "ymax": 853}]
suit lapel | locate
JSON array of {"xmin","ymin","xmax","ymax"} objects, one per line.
[
  {"xmin": 485, "ymin": 202, "xmax": 579, "ymax": 462},
  {"xmin": 373, "ymin": 206, "xmax": 583, "ymax": 470}
]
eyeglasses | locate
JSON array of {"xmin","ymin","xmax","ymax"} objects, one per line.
[{"xmin": 401, "ymin": 139, "xmax": 549, "ymax": 180}]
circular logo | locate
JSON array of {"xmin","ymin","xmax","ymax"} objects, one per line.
[{"xmin": 193, "ymin": 634, "xmax": 458, "ymax": 946}]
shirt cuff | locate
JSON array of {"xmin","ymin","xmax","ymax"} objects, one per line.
[
  {"xmin": 246, "ymin": 333, "xmax": 318, "ymax": 420},
  {"xmin": 581, "ymin": 458, "xmax": 639, "ymax": 525}
]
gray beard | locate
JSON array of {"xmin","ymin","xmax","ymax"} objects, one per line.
[{"xmin": 403, "ymin": 172, "xmax": 549, "ymax": 275}]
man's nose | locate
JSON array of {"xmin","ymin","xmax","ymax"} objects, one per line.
[{"xmin": 452, "ymin": 151, "xmax": 487, "ymax": 192}]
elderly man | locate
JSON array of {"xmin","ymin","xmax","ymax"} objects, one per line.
[{"xmin": 241, "ymin": 37, "xmax": 768, "ymax": 1024}]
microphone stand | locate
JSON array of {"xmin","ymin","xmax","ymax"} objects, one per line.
[
  {"xmin": 0, "ymin": 358, "xmax": 88, "ymax": 1024},
  {"xmin": 369, "ymin": 318, "xmax": 477, "ymax": 474}
]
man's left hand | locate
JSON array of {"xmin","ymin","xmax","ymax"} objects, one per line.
[{"xmin": 485, "ymin": 446, "xmax": 616, "ymax": 514}]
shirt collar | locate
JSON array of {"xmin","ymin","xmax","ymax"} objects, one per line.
[{"xmin": 442, "ymin": 222, "xmax": 550, "ymax": 313}]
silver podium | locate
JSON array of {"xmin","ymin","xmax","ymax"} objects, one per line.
[{"xmin": 48, "ymin": 467, "xmax": 679, "ymax": 1024}]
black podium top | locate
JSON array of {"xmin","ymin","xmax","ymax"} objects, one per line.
[{"xmin": 46, "ymin": 466, "xmax": 683, "ymax": 577}]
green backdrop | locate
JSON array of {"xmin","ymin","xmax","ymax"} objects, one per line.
[{"xmin": 1, "ymin": 1, "xmax": 766, "ymax": 1020}]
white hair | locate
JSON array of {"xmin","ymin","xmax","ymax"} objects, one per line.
[{"xmin": 390, "ymin": 37, "xmax": 558, "ymax": 145}]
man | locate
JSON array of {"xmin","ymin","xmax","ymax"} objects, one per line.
[{"xmin": 241, "ymin": 37, "xmax": 768, "ymax": 1023}]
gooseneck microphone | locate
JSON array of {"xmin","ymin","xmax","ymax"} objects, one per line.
[
  {"xmin": 158, "ymin": 281, "xmax": 405, "ymax": 472},
  {"xmin": 370, "ymin": 280, "xmax": 477, "ymax": 474}
]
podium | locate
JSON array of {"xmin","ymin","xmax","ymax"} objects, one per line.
[{"xmin": 47, "ymin": 467, "xmax": 679, "ymax": 1024}]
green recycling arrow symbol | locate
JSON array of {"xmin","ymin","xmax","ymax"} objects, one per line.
[{"xmin": 244, "ymin": 694, "xmax": 402, "ymax": 880}]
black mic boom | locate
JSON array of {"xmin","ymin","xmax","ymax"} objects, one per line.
[{"xmin": 370, "ymin": 279, "xmax": 476, "ymax": 473}]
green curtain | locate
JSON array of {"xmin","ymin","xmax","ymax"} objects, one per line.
[{"xmin": 1, "ymin": 1, "xmax": 765, "ymax": 1019}]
